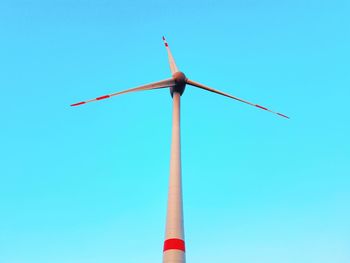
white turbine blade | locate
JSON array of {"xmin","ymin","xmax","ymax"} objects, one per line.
[
  {"xmin": 71, "ymin": 78, "xmax": 175, "ymax": 106},
  {"xmin": 186, "ymin": 79, "xmax": 289, "ymax": 119},
  {"xmin": 162, "ymin": 36, "xmax": 179, "ymax": 74}
]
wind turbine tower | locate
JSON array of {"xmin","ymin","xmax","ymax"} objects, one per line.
[{"xmin": 71, "ymin": 36, "xmax": 289, "ymax": 263}]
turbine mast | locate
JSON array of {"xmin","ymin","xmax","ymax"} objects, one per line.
[{"xmin": 163, "ymin": 91, "xmax": 186, "ymax": 263}]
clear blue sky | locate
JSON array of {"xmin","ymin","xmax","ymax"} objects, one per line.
[{"xmin": 1, "ymin": 0, "xmax": 349, "ymax": 262}]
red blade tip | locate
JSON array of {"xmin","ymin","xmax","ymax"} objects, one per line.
[
  {"xmin": 96, "ymin": 95, "xmax": 110, "ymax": 100},
  {"xmin": 71, "ymin": 101, "xmax": 85, "ymax": 106},
  {"xmin": 277, "ymin": 113, "xmax": 290, "ymax": 119},
  {"xmin": 256, "ymin": 104, "xmax": 268, "ymax": 111}
]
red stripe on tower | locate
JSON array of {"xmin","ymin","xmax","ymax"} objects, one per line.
[
  {"xmin": 96, "ymin": 95, "xmax": 110, "ymax": 100},
  {"xmin": 163, "ymin": 238, "xmax": 186, "ymax": 252}
]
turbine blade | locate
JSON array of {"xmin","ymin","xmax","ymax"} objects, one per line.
[
  {"xmin": 71, "ymin": 78, "xmax": 176, "ymax": 106},
  {"xmin": 186, "ymin": 79, "xmax": 289, "ymax": 119},
  {"xmin": 162, "ymin": 36, "xmax": 179, "ymax": 74}
]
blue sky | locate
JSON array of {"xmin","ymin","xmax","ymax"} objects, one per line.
[{"xmin": 1, "ymin": 0, "xmax": 349, "ymax": 262}]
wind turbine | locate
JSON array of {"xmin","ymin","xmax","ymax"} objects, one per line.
[{"xmin": 71, "ymin": 36, "xmax": 289, "ymax": 263}]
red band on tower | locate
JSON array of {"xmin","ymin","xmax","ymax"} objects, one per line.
[{"xmin": 163, "ymin": 238, "xmax": 185, "ymax": 252}]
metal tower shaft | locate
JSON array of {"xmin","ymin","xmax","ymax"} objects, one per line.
[{"xmin": 163, "ymin": 91, "xmax": 186, "ymax": 263}]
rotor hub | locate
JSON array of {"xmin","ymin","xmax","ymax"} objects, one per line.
[{"xmin": 171, "ymin": 71, "xmax": 187, "ymax": 96}]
